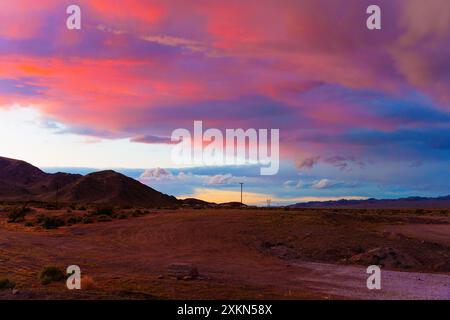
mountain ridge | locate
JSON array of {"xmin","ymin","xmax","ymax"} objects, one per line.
[
  {"xmin": 289, "ymin": 195, "xmax": 450, "ymax": 209},
  {"xmin": 0, "ymin": 156, "xmax": 179, "ymax": 206}
]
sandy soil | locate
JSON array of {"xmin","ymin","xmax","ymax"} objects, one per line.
[
  {"xmin": 0, "ymin": 208, "xmax": 449, "ymax": 300},
  {"xmin": 382, "ymin": 224, "xmax": 450, "ymax": 247}
]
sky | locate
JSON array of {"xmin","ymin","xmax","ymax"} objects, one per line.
[{"xmin": 0, "ymin": 0, "xmax": 449, "ymax": 205}]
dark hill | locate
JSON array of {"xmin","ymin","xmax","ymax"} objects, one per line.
[
  {"xmin": 0, "ymin": 156, "xmax": 179, "ymax": 207},
  {"xmin": 0, "ymin": 156, "xmax": 47, "ymax": 185}
]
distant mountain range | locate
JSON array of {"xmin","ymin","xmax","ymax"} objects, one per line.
[
  {"xmin": 289, "ymin": 195, "xmax": 450, "ymax": 209},
  {"xmin": 0, "ymin": 156, "xmax": 178, "ymax": 206}
]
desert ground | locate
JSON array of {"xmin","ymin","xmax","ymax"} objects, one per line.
[{"xmin": 0, "ymin": 205, "xmax": 449, "ymax": 300}]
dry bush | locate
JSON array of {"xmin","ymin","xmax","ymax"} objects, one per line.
[
  {"xmin": 82, "ymin": 276, "xmax": 96, "ymax": 290},
  {"xmin": 94, "ymin": 205, "xmax": 115, "ymax": 216},
  {"xmin": 42, "ymin": 216, "xmax": 65, "ymax": 229},
  {"xmin": 39, "ymin": 266, "xmax": 65, "ymax": 285},
  {"xmin": 0, "ymin": 278, "xmax": 15, "ymax": 290},
  {"xmin": 7, "ymin": 206, "xmax": 33, "ymax": 223}
]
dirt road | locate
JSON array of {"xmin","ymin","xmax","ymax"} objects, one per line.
[{"xmin": 292, "ymin": 261, "xmax": 450, "ymax": 299}]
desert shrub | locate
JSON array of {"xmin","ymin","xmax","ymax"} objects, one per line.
[
  {"xmin": 121, "ymin": 204, "xmax": 132, "ymax": 210},
  {"xmin": 0, "ymin": 278, "xmax": 15, "ymax": 290},
  {"xmin": 78, "ymin": 206, "xmax": 87, "ymax": 211},
  {"xmin": 133, "ymin": 209, "xmax": 152, "ymax": 216},
  {"xmin": 82, "ymin": 216, "xmax": 93, "ymax": 224},
  {"xmin": 66, "ymin": 216, "xmax": 82, "ymax": 225},
  {"xmin": 7, "ymin": 206, "xmax": 32, "ymax": 223},
  {"xmin": 39, "ymin": 266, "xmax": 65, "ymax": 285},
  {"xmin": 97, "ymin": 215, "xmax": 112, "ymax": 222},
  {"xmin": 81, "ymin": 275, "xmax": 96, "ymax": 290},
  {"xmin": 42, "ymin": 217, "xmax": 65, "ymax": 229},
  {"xmin": 35, "ymin": 214, "xmax": 46, "ymax": 224},
  {"xmin": 415, "ymin": 209, "xmax": 425, "ymax": 215},
  {"xmin": 24, "ymin": 221, "xmax": 35, "ymax": 227},
  {"xmin": 117, "ymin": 214, "xmax": 127, "ymax": 219},
  {"xmin": 94, "ymin": 206, "xmax": 114, "ymax": 216}
]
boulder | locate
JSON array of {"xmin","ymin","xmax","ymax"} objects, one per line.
[{"xmin": 349, "ymin": 247, "xmax": 420, "ymax": 269}]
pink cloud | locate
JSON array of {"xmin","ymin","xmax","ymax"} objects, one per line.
[{"xmin": 0, "ymin": 0, "xmax": 448, "ymax": 165}]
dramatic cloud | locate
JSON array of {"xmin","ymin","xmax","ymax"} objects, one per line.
[{"xmin": 1, "ymin": 0, "xmax": 449, "ymax": 201}]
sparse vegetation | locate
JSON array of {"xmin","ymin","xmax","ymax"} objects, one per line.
[
  {"xmin": 82, "ymin": 216, "xmax": 93, "ymax": 224},
  {"xmin": 7, "ymin": 206, "xmax": 32, "ymax": 223},
  {"xmin": 81, "ymin": 276, "xmax": 96, "ymax": 290},
  {"xmin": 67, "ymin": 216, "xmax": 82, "ymax": 225},
  {"xmin": 42, "ymin": 216, "xmax": 65, "ymax": 229},
  {"xmin": 415, "ymin": 209, "xmax": 425, "ymax": 215},
  {"xmin": 0, "ymin": 278, "xmax": 15, "ymax": 290},
  {"xmin": 94, "ymin": 205, "xmax": 115, "ymax": 216},
  {"xmin": 25, "ymin": 221, "xmax": 35, "ymax": 227},
  {"xmin": 39, "ymin": 266, "xmax": 65, "ymax": 285},
  {"xmin": 35, "ymin": 214, "xmax": 46, "ymax": 224},
  {"xmin": 97, "ymin": 215, "xmax": 113, "ymax": 222},
  {"xmin": 0, "ymin": 205, "xmax": 449, "ymax": 299}
]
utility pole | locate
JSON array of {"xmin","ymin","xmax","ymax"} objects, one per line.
[{"xmin": 239, "ymin": 182, "xmax": 244, "ymax": 204}]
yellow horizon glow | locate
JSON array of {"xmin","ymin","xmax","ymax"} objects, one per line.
[{"xmin": 182, "ymin": 188, "xmax": 368, "ymax": 206}]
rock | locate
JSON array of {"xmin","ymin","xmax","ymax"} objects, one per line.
[
  {"xmin": 261, "ymin": 241, "xmax": 300, "ymax": 260},
  {"xmin": 12, "ymin": 289, "xmax": 18, "ymax": 295},
  {"xmin": 167, "ymin": 263, "xmax": 199, "ymax": 280},
  {"xmin": 382, "ymin": 231, "xmax": 401, "ymax": 240},
  {"xmin": 267, "ymin": 245, "xmax": 300, "ymax": 260},
  {"xmin": 349, "ymin": 247, "xmax": 420, "ymax": 269}
]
